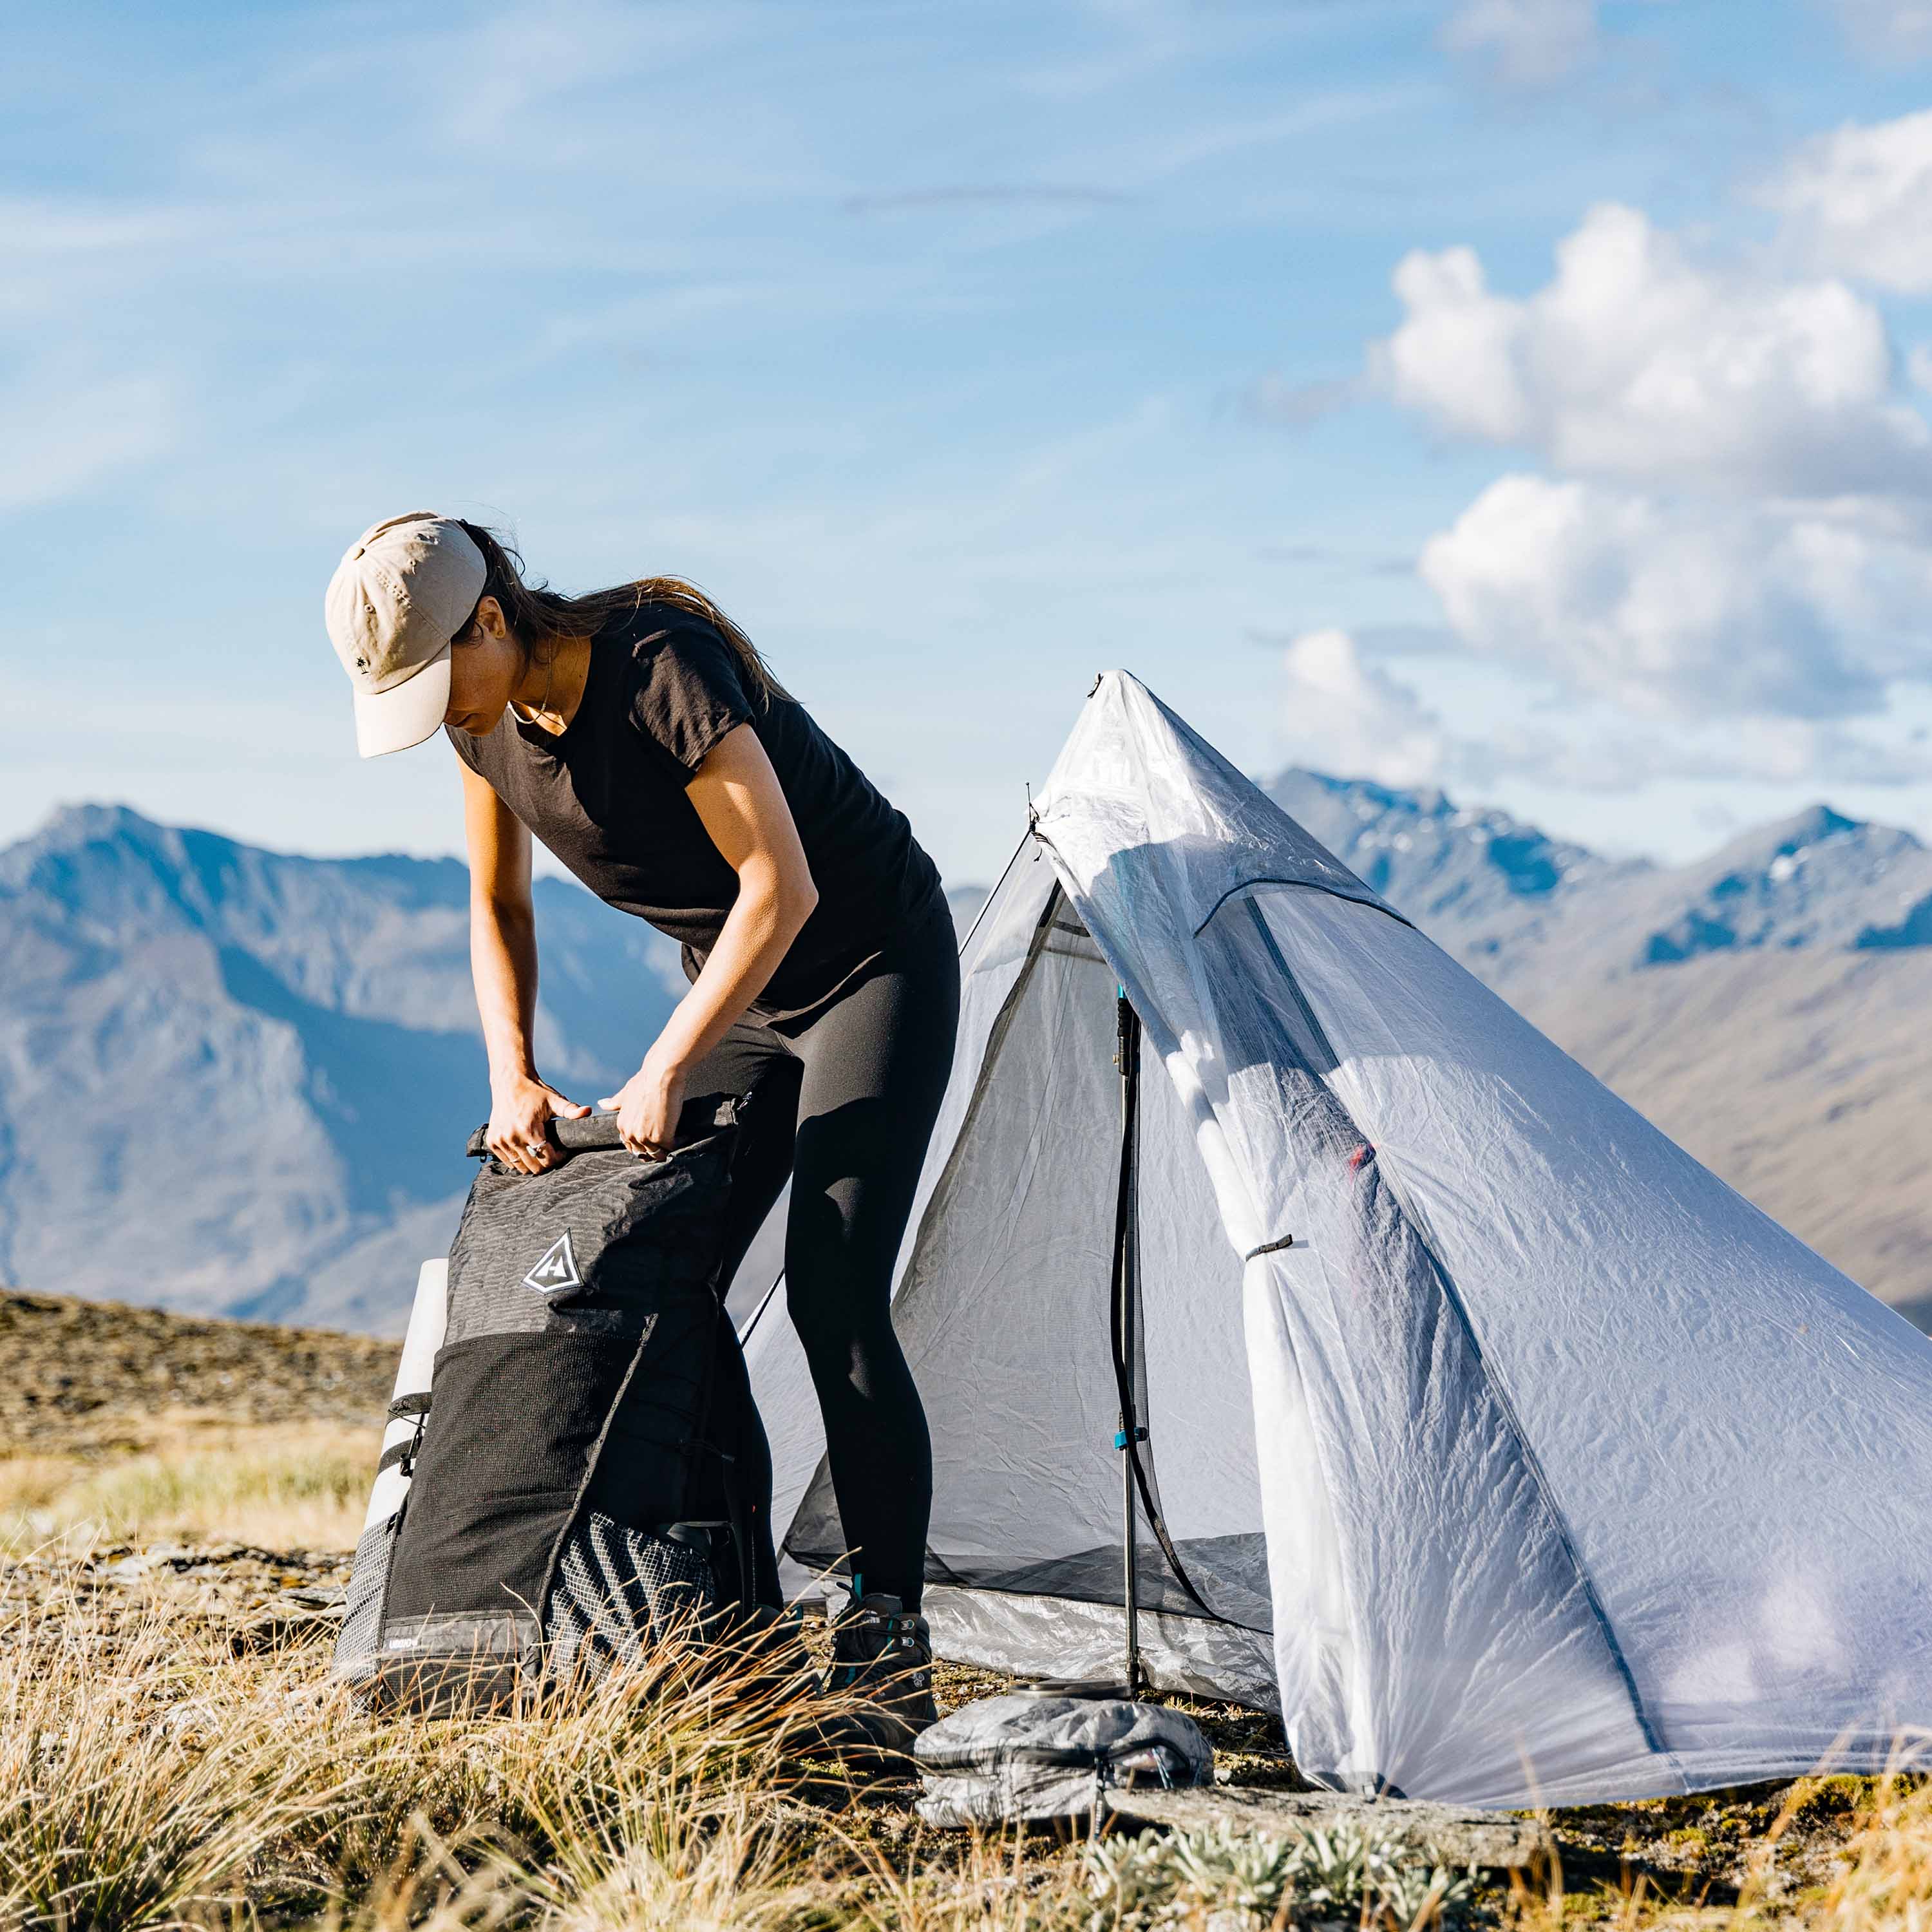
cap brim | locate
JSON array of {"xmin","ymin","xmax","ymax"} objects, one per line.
[{"xmin": 351, "ymin": 649, "xmax": 452, "ymax": 759}]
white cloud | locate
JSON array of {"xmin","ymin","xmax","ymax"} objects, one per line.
[
  {"xmin": 0, "ymin": 197, "xmax": 201, "ymax": 256},
  {"xmin": 1469, "ymin": 713, "xmax": 1926, "ymax": 790},
  {"xmin": 1761, "ymin": 108, "xmax": 1932, "ymax": 294},
  {"xmin": 0, "ymin": 362, "xmax": 176, "ymax": 511},
  {"xmin": 1710, "ymin": 716, "xmax": 1926, "ymax": 784},
  {"xmin": 1826, "ymin": 0, "xmax": 1932, "ymax": 59},
  {"xmin": 1240, "ymin": 372, "xmax": 1360, "ymax": 427},
  {"xmin": 1417, "ymin": 473, "xmax": 1932, "ymax": 721},
  {"xmin": 1368, "ymin": 159, "xmax": 1932, "ymax": 791},
  {"xmin": 1273, "ymin": 627, "xmax": 1925, "ymax": 797},
  {"xmin": 1280, "ymin": 629, "xmax": 1448, "ymax": 787},
  {"xmin": 1372, "ymin": 202, "xmax": 1931, "ymax": 495},
  {"xmin": 1439, "ymin": 0, "xmax": 1602, "ymax": 88}
]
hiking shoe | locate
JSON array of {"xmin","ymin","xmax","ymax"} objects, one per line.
[{"xmin": 821, "ymin": 1591, "xmax": 936, "ymax": 1754}]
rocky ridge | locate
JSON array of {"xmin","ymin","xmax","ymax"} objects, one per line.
[{"xmin": 0, "ymin": 1287, "xmax": 393, "ymax": 1455}]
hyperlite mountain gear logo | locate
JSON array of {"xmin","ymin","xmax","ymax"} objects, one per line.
[{"xmin": 524, "ymin": 1231, "xmax": 582, "ymax": 1296}]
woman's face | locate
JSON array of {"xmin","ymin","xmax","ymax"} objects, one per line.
[{"xmin": 444, "ymin": 596, "xmax": 526, "ymax": 734}]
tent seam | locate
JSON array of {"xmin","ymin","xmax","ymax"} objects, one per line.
[
  {"xmin": 956, "ymin": 829, "xmax": 1034, "ymax": 957},
  {"xmin": 1226, "ymin": 907, "xmax": 1411, "ymax": 1786},
  {"xmin": 1191, "ymin": 876, "xmax": 1416, "ymax": 941}
]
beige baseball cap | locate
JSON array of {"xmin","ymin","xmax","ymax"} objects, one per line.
[{"xmin": 325, "ymin": 513, "xmax": 488, "ymax": 757}]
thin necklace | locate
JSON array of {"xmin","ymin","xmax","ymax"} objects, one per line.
[{"xmin": 511, "ymin": 652, "xmax": 558, "ymax": 728}]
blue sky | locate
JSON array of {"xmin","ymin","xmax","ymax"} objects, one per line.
[{"xmin": 6, "ymin": 0, "xmax": 1932, "ymax": 885}]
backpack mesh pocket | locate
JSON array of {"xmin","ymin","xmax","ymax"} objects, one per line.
[{"xmin": 546, "ymin": 1508, "xmax": 719, "ymax": 1682}]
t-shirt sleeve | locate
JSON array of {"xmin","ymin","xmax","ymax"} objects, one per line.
[{"xmin": 626, "ymin": 624, "xmax": 755, "ymax": 778}]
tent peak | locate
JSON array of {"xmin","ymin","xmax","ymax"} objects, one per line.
[{"xmin": 1036, "ymin": 671, "xmax": 1399, "ymax": 944}]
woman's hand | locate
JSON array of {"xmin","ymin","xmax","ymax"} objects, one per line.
[
  {"xmin": 487, "ymin": 1074, "xmax": 590, "ymax": 1175},
  {"xmin": 600, "ymin": 1045, "xmax": 688, "ymax": 1161}
]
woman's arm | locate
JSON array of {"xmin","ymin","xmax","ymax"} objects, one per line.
[
  {"xmin": 601, "ymin": 723, "xmax": 818, "ymax": 1158},
  {"xmin": 462, "ymin": 762, "xmax": 589, "ymax": 1173}
]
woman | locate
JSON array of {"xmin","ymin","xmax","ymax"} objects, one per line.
[{"xmin": 324, "ymin": 511, "xmax": 958, "ymax": 1743}]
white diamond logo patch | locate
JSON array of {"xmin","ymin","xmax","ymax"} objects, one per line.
[{"xmin": 523, "ymin": 1230, "xmax": 582, "ymax": 1297}]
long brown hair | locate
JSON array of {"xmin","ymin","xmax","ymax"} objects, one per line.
[{"xmin": 451, "ymin": 520, "xmax": 788, "ymax": 705}]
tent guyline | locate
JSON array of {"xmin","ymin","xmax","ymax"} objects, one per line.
[{"xmin": 743, "ymin": 670, "xmax": 1932, "ymax": 1810}]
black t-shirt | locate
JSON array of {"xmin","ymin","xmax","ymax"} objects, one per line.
[{"xmin": 447, "ymin": 605, "xmax": 944, "ymax": 1018}]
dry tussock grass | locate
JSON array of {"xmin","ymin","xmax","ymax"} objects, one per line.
[
  {"xmin": 4, "ymin": 1437, "xmax": 1929, "ymax": 1932},
  {"xmin": 1807, "ymin": 1760, "xmax": 1932, "ymax": 1932},
  {"xmin": 12, "ymin": 1546, "xmax": 1932, "ymax": 1932},
  {"xmin": 0, "ymin": 1553, "xmax": 1092, "ymax": 1932},
  {"xmin": 1, "ymin": 1425, "xmax": 368, "ymax": 1552}
]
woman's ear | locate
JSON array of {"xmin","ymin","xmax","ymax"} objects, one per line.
[{"xmin": 471, "ymin": 594, "xmax": 507, "ymax": 641}]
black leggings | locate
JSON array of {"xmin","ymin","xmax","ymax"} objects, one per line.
[{"xmin": 696, "ymin": 895, "xmax": 960, "ymax": 1610}]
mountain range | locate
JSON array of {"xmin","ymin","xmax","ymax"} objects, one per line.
[
  {"xmin": 3, "ymin": 781, "xmax": 1927, "ymax": 1334},
  {"xmin": 0, "ymin": 806, "xmax": 687, "ymax": 1332}
]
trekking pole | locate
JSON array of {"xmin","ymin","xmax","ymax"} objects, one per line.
[{"xmin": 1113, "ymin": 986, "xmax": 1144, "ymax": 1698}]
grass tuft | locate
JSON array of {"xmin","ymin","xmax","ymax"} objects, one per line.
[
  {"xmin": 0, "ymin": 1591, "xmax": 348, "ymax": 1929},
  {"xmin": 2, "ymin": 1425, "xmax": 371, "ymax": 1551}
]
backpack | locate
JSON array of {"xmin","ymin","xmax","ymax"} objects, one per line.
[{"xmin": 333, "ymin": 1095, "xmax": 748, "ymax": 1710}]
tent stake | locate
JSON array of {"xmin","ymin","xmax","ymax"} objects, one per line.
[{"xmin": 1114, "ymin": 987, "xmax": 1144, "ymax": 1699}]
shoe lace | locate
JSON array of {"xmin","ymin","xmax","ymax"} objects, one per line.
[{"xmin": 831, "ymin": 1601, "xmax": 927, "ymax": 1670}]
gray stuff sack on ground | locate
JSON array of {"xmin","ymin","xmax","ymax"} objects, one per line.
[{"xmin": 914, "ymin": 1693, "xmax": 1213, "ymax": 1826}]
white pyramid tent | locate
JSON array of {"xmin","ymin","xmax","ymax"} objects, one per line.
[{"xmin": 739, "ymin": 671, "xmax": 1932, "ymax": 1808}]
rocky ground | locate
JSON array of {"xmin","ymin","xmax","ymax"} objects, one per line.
[{"xmin": 0, "ymin": 1287, "xmax": 1888, "ymax": 1924}]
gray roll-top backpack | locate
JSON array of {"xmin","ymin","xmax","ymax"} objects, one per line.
[
  {"xmin": 913, "ymin": 1692, "xmax": 1214, "ymax": 1826},
  {"xmin": 333, "ymin": 1094, "xmax": 755, "ymax": 1712}
]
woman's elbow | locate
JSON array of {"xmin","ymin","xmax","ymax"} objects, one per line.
[
  {"xmin": 784, "ymin": 871, "xmax": 820, "ymax": 932},
  {"xmin": 472, "ymin": 889, "xmax": 535, "ymax": 936},
  {"xmin": 738, "ymin": 854, "xmax": 815, "ymax": 937}
]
